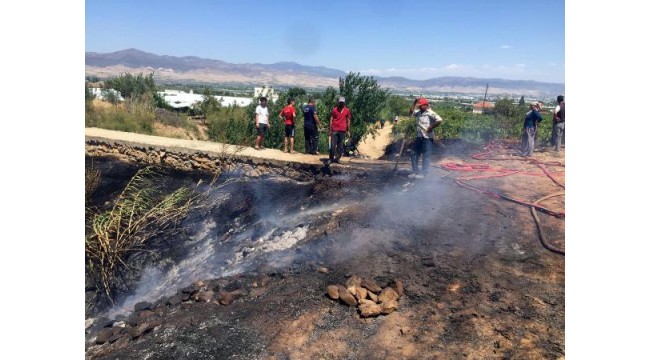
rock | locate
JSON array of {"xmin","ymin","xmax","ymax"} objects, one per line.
[
  {"xmin": 128, "ymin": 320, "xmax": 161, "ymax": 340},
  {"xmin": 391, "ymin": 279, "xmax": 405, "ymax": 298},
  {"xmin": 252, "ymin": 275, "xmax": 270, "ymax": 288},
  {"xmin": 181, "ymin": 284, "xmax": 199, "ymax": 295},
  {"xmin": 345, "ymin": 274, "xmax": 362, "ymax": 288},
  {"xmin": 218, "ymin": 289, "xmax": 246, "ymax": 305},
  {"xmin": 95, "ymin": 328, "xmax": 115, "ymax": 344},
  {"xmin": 85, "ymin": 318, "xmax": 95, "ymax": 330},
  {"xmin": 368, "ymin": 291, "xmax": 378, "ymax": 303},
  {"xmin": 112, "ymin": 321, "xmax": 126, "ymax": 328},
  {"xmin": 137, "ymin": 310, "xmax": 155, "ymax": 320},
  {"xmin": 134, "ymin": 301, "xmax": 152, "ymax": 312},
  {"xmin": 126, "ymin": 313, "xmax": 140, "ymax": 327},
  {"xmin": 178, "ymin": 291, "xmax": 191, "ymax": 302},
  {"xmin": 153, "ymin": 297, "xmax": 168, "ymax": 310},
  {"xmin": 108, "ymin": 329, "xmax": 126, "ymax": 343},
  {"xmin": 380, "ymin": 299, "xmax": 399, "ymax": 315},
  {"xmin": 326, "ymin": 285, "xmax": 340, "ymax": 300},
  {"xmin": 378, "ymin": 287, "xmax": 400, "ymax": 304},
  {"xmin": 361, "ymin": 278, "xmax": 382, "ymax": 293},
  {"xmin": 355, "ymin": 287, "xmax": 368, "ymax": 301},
  {"xmin": 358, "ymin": 300, "xmax": 382, "ymax": 318},
  {"xmin": 346, "ymin": 285, "xmax": 358, "ymax": 296},
  {"xmin": 167, "ymin": 295, "xmax": 182, "ymax": 306},
  {"xmin": 196, "ymin": 290, "xmax": 215, "ymax": 303},
  {"xmin": 317, "ymin": 266, "xmax": 329, "ymax": 274},
  {"xmin": 95, "ymin": 317, "xmax": 114, "ymax": 329},
  {"xmin": 337, "ymin": 285, "xmax": 357, "ymax": 306}
]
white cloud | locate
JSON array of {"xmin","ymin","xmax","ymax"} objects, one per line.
[
  {"xmin": 516, "ymin": 64, "xmax": 526, "ymax": 67},
  {"xmin": 500, "ymin": 45, "xmax": 512, "ymax": 49}
]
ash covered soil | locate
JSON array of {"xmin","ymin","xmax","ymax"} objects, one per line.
[{"xmin": 85, "ymin": 146, "xmax": 565, "ymax": 360}]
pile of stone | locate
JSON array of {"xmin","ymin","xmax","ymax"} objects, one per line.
[{"xmin": 326, "ymin": 274, "xmax": 404, "ymax": 318}]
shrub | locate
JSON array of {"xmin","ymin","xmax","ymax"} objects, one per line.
[{"xmin": 85, "ymin": 167, "xmax": 199, "ymax": 302}]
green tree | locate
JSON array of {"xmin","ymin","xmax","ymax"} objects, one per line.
[
  {"xmin": 85, "ymin": 85, "xmax": 96, "ymax": 102},
  {"xmin": 519, "ymin": 96, "xmax": 526, "ymax": 107},
  {"xmin": 198, "ymin": 89, "xmax": 222, "ymax": 117},
  {"xmin": 493, "ymin": 97, "xmax": 526, "ymax": 139},
  {"xmin": 103, "ymin": 72, "xmax": 156, "ymax": 99},
  {"xmin": 286, "ymin": 87, "xmax": 306, "ymax": 99},
  {"xmin": 382, "ymin": 94, "xmax": 411, "ymax": 119},
  {"xmin": 102, "ymin": 89, "xmax": 121, "ymax": 106},
  {"xmin": 336, "ymin": 72, "xmax": 389, "ymax": 145}
]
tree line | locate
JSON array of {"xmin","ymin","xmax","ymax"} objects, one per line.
[{"xmin": 85, "ymin": 71, "xmax": 555, "ymax": 151}]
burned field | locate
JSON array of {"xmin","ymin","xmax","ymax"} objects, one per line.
[{"xmin": 85, "ymin": 150, "xmax": 565, "ymax": 359}]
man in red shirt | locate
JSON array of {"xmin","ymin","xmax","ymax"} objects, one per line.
[
  {"xmin": 279, "ymin": 97, "xmax": 297, "ymax": 153},
  {"xmin": 328, "ymin": 96, "xmax": 351, "ymax": 164}
]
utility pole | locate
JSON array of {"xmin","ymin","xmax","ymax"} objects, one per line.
[{"xmin": 482, "ymin": 83, "xmax": 489, "ymax": 111}]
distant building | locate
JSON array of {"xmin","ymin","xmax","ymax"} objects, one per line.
[
  {"xmin": 253, "ymin": 86, "xmax": 278, "ymax": 102},
  {"xmin": 89, "ymin": 88, "xmax": 124, "ymax": 102},
  {"xmin": 157, "ymin": 90, "xmax": 253, "ymax": 110},
  {"xmin": 472, "ymin": 101, "xmax": 495, "ymax": 114}
]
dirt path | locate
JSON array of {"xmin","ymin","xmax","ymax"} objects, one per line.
[
  {"xmin": 86, "ymin": 127, "xmax": 403, "ymax": 171},
  {"xmin": 357, "ymin": 122, "xmax": 394, "ymax": 159}
]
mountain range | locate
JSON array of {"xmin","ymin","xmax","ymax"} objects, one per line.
[{"xmin": 85, "ymin": 49, "xmax": 564, "ymax": 96}]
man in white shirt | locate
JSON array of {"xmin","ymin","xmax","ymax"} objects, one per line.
[
  {"xmin": 255, "ymin": 97, "xmax": 270, "ymax": 150},
  {"xmin": 408, "ymin": 98, "xmax": 443, "ymax": 177}
]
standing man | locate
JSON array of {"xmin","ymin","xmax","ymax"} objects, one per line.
[
  {"xmin": 521, "ymin": 102, "xmax": 543, "ymax": 157},
  {"xmin": 255, "ymin": 97, "xmax": 270, "ymax": 150},
  {"xmin": 328, "ymin": 97, "xmax": 351, "ymax": 164},
  {"xmin": 551, "ymin": 95, "xmax": 565, "ymax": 152},
  {"xmin": 408, "ymin": 98, "xmax": 443, "ymax": 177},
  {"xmin": 302, "ymin": 98, "xmax": 322, "ymax": 155},
  {"xmin": 279, "ymin": 97, "xmax": 297, "ymax": 153}
]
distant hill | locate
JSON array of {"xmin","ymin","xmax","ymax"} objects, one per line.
[{"xmin": 85, "ymin": 49, "xmax": 564, "ymax": 96}]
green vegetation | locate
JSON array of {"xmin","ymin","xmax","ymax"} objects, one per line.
[
  {"xmin": 86, "ymin": 72, "xmax": 200, "ymax": 137},
  {"xmin": 86, "ymin": 71, "xmax": 554, "ymax": 149},
  {"xmin": 85, "ymin": 167, "xmax": 199, "ymax": 303},
  {"xmin": 393, "ymin": 97, "xmax": 554, "ymax": 146}
]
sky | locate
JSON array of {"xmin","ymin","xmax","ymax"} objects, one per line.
[{"xmin": 85, "ymin": 0, "xmax": 565, "ymax": 83}]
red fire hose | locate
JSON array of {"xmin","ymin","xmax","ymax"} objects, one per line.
[{"xmin": 441, "ymin": 142, "xmax": 565, "ymax": 255}]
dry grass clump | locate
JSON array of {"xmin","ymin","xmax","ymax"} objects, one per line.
[
  {"xmin": 85, "ymin": 166, "xmax": 199, "ymax": 303},
  {"xmin": 85, "ymin": 163, "xmax": 101, "ymax": 203}
]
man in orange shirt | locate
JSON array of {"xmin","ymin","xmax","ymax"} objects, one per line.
[
  {"xmin": 279, "ymin": 97, "xmax": 297, "ymax": 153},
  {"xmin": 328, "ymin": 97, "xmax": 351, "ymax": 164}
]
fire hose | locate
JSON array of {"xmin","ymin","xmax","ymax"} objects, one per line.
[
  {"xmin": 531, "ymin": 192, "xmax": 565, "ymax": 255},
  {"xmin": 441, "ymin": 142, "xmax": 565, "ymax": 255}
]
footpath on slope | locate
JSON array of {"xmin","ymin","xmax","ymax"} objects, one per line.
[
  {"xmin": 85, "ymin": 127, "xmax": 398, "ymax": 170},
  {"xmin": 356, "ymin": 122, "xmax": 394, "ymax": 160}
]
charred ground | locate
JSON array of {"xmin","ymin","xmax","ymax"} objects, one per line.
[{"xmin": 85, "ymin": 144, "xmax": 565, "ymax": 359}]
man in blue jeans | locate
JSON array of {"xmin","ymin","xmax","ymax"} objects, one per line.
[
  {"xmin": 408, "ymin": 98, "xmax": 443, "ymax": 178},
  {"xmin": 521, "ymin": 102, "xmax": 543, "ymax": 157}
]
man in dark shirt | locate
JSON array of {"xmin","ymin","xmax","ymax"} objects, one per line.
[
  {"xmin": 551, "ymin": 95, "xmax": 565, "ymax": 152},
  {"xmin": 302, "ymin": 98, "xmax": 322, "ymax": 155},
  {"xmin": 521, "ymin": 102, "xmax": 543, "ymax": 157}
]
